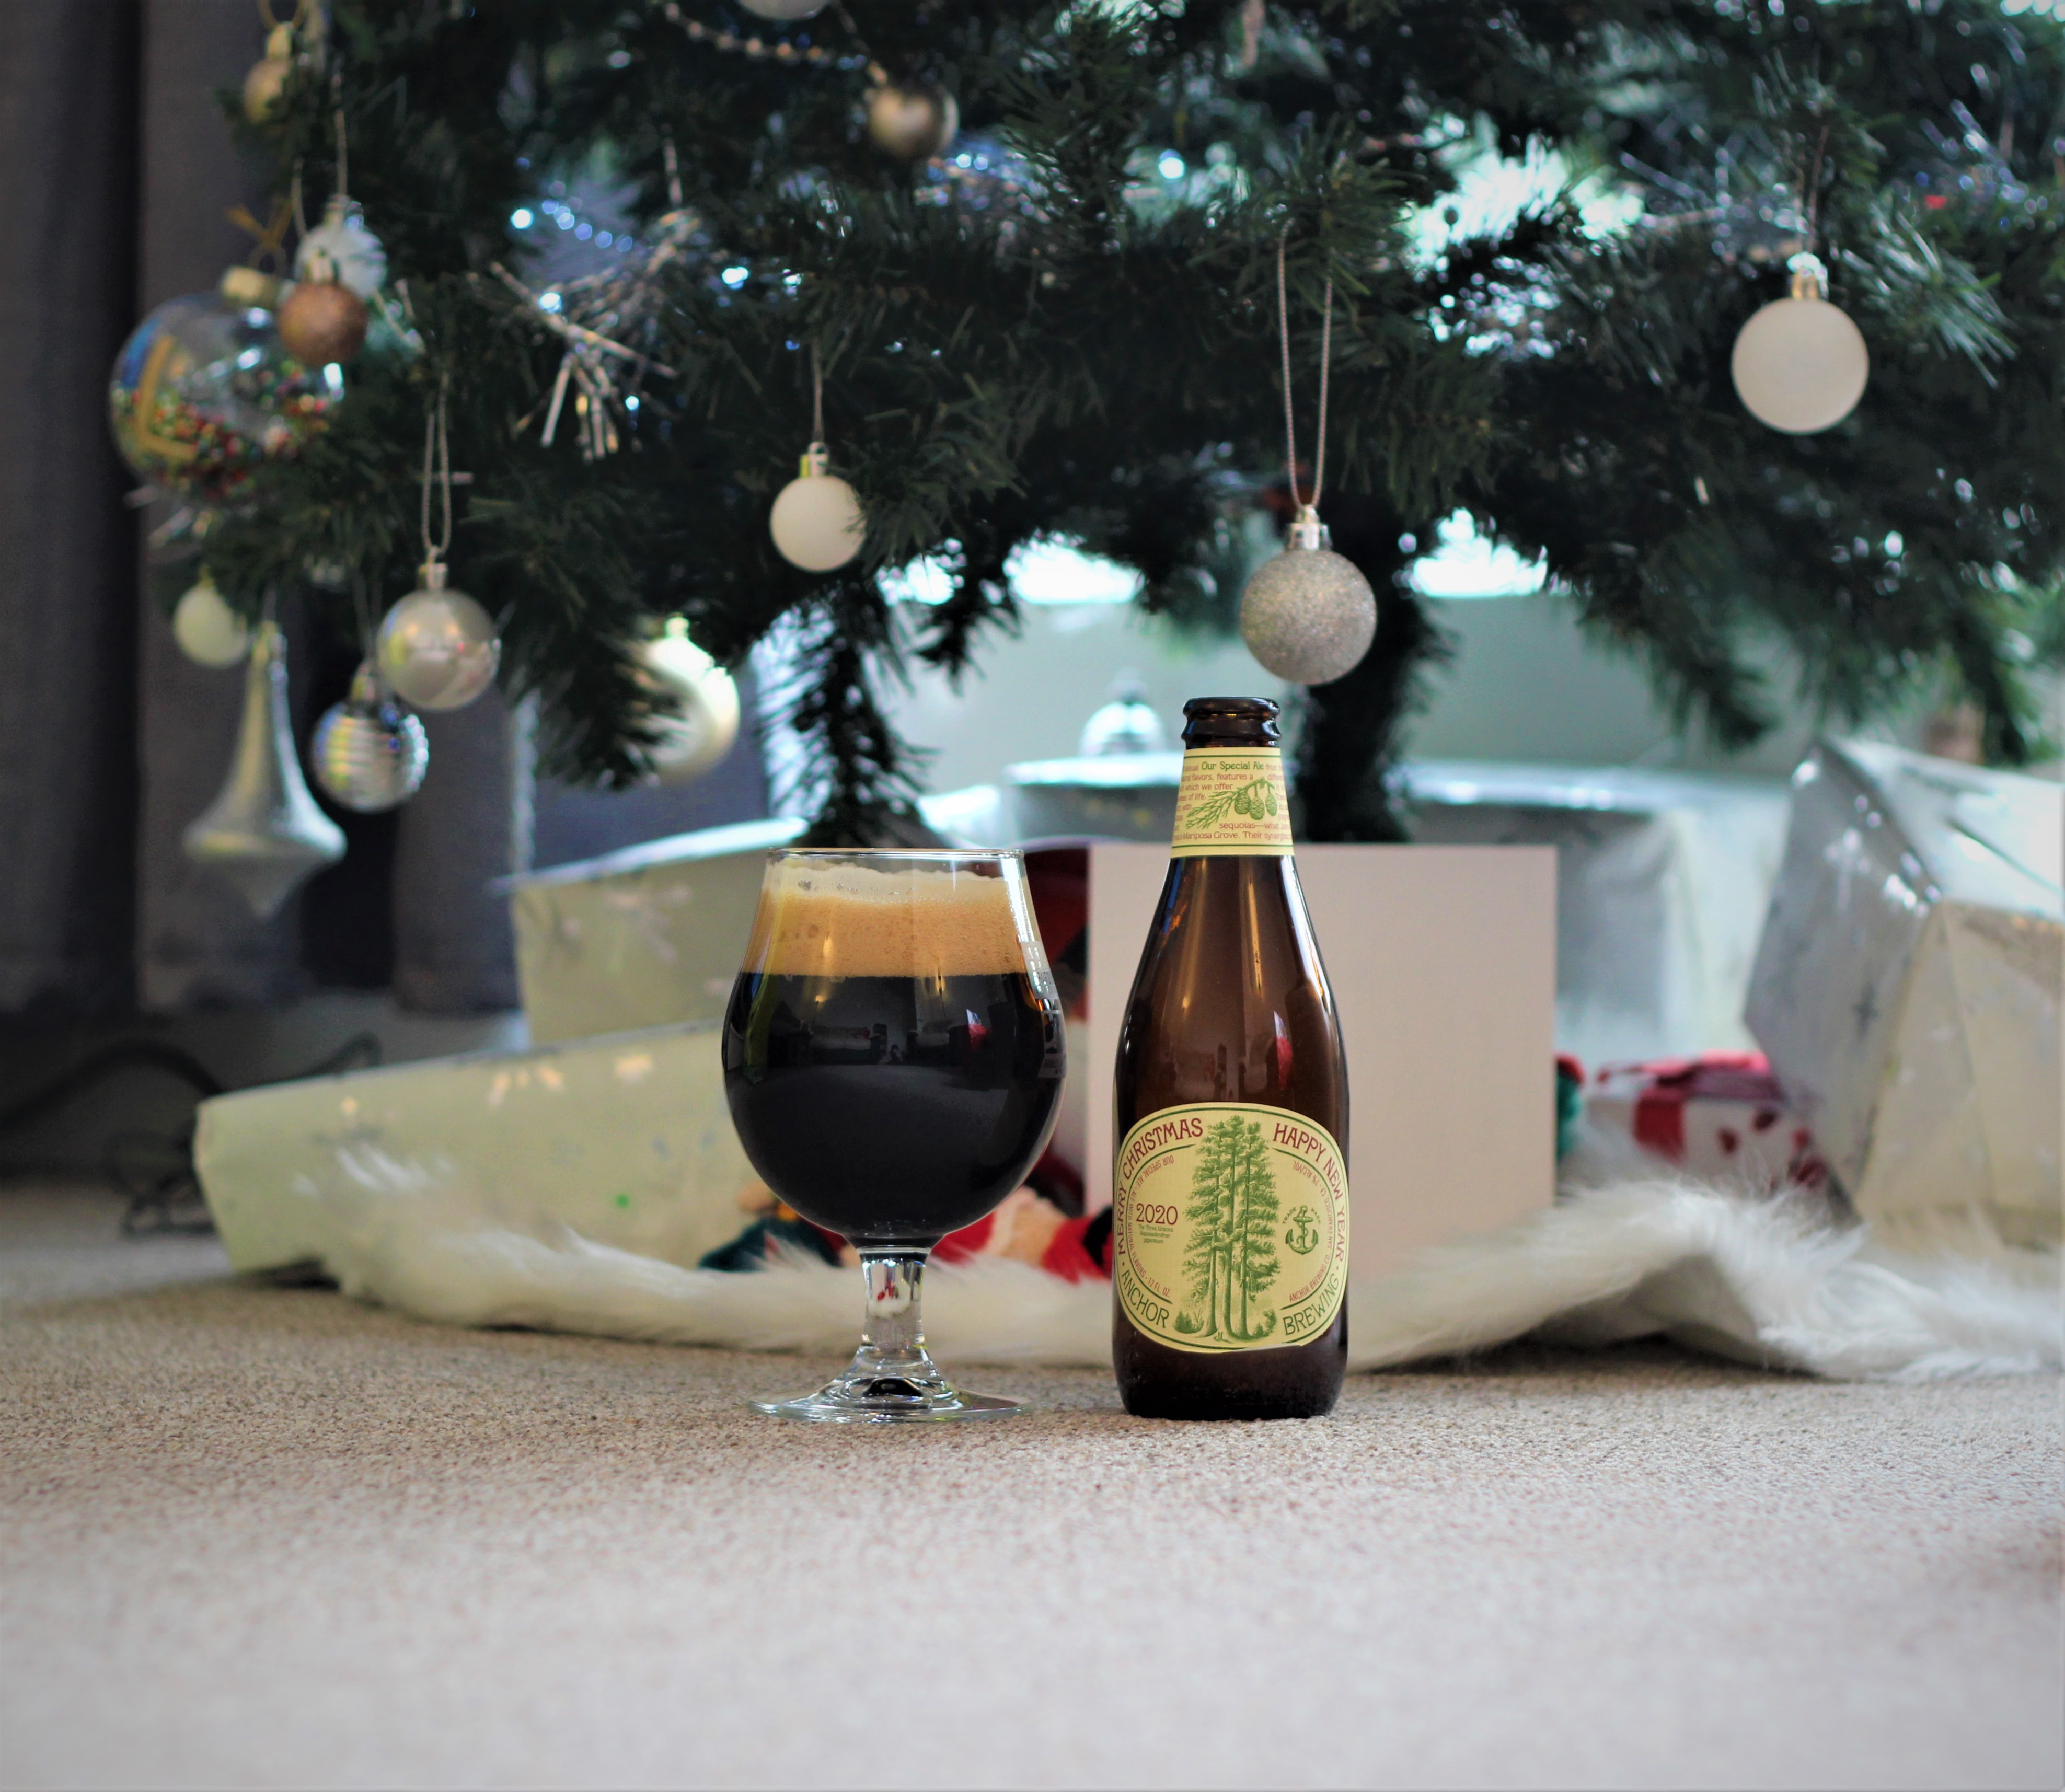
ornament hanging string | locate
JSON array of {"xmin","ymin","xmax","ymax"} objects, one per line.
[
  {"xmin": 420, "ymin": 380, "xmax": 453, "ymax": 572},
  {"xmin": 811, "ymin": 342, "xmax": 826, "ymax": 446},
  {"xmin": 1276, "ymin": 227, "xmax": 1333, "ymax": 513}
]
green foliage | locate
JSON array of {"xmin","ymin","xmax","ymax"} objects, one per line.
[{"xmin": 199, "ymin": 0, "xmax": 2065, "ymax": 835}]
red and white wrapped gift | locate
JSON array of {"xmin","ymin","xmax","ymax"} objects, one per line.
[{"xmin": 1588, "ymin": 1051, "xmax": 1827, "ymax": 1192}]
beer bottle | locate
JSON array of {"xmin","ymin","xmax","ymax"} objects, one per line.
[{"xmin": 1112, "ymin": 696, "xmax": 1348, "ymax": 1420}]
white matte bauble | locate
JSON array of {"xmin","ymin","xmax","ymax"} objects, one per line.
[
  {"xmin": 375, "ymin": 563, "xmax": 501, "ymax": 710},
  {"xmin": 293, "ymin": 195, "xmax": 388, "ymax": 300},
  {"xmin": 1239, "ymin": 511, "xmax": 1378, "ymax": 686},
  {"xmin": 1731, "ymin": 255, "xmax": 1868, "ymax": 435},
  {"xmin": 641, "ymin": 626, "xmax": 742, "ymax": 783},
  {"xmin": 866, "ymin": 83, "xmax": 959, "ymax": 161},
  {"xmin": 311, "ymin": 661, "xmax": 429, "ymax": 812},
  {"xmin": 739, "ymin": 0, "xmax": 828, "ymax": 16},
  {"xmin": 171, "ymin": 571, "xmax": 252, "ymax": 667},
  {"xmin": 770, "ymin": 444, "xmax": 865, "ymax": 572}
]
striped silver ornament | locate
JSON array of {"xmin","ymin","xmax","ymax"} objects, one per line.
[{"xmin": 312, "ymin": 660, "xmax": 429, "ymax": 813}]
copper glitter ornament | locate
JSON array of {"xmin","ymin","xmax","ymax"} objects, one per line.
[
  {"xmin": 867, "ymin": 83, "xmax": 958, "ymax": 161},
  {"xmin": 278, "ymin": 253, "xmax": 369, "ymax": 366}
]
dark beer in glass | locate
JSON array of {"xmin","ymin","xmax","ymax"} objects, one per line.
[{"xmin": 723, "ymin": 848, "xmax": 1065, "ymax": 1420}]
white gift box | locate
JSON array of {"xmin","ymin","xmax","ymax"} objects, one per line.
[
  {"xmin": 194, "ymin": 1022, "xmax": 756, "ymax": 1277},
  {"xmin": 1087, "ymin": 842, "xmax": 1558, "ymax": 1276},
  {"xmin": 508, "ymin": 818, "xmax": 806, "ymax": 1045},
  {"xmin": 947, "ymin": 755, "xmax": 1789, "ymax": 1067},
  {"xmin": 1745, "ymin": 739, "xmax": 2063, "ymax": 1248}
]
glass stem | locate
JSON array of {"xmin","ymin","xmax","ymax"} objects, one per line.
[{"xmin": 856, "ymin": 1252, "xmax": 933, "ymax": 1381}]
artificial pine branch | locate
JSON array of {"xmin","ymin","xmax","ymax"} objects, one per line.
[{"xmin": 186, "ymin": 0, "xmax": 2062, "ymax": 848}]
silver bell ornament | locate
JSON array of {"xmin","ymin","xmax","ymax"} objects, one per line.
[
  {"xmin": 1239, "ymin": 507, "xmax": 1378, "ymax": 687},
  {"xmin": 1731, "ymin": 253, "xmax": 1869, "ymax": 435},
  {"xmin": 171, "ymin": 569, "xmax": 252, "ymax": 667},
  {"xmin": 375, "ymin": 562, "xmax": 501, "ymax": 711},
  {"xmin": 739, "ymin": 0, "xmax": 828, "ymax": 16},
  {"xmin": 311, "ymin": 661, "xmax": 429, "ymax": 813},
  {"xmin": 867, "ymin": 82, "xmax": 959, "ymax": 162},
  {"xmin": 641, "ymin": 622, "xmax": 742, "ymax": 783},
  {"xmin": 182, "ymin": 617, "xmax": 345, "ymax": 917},
  {"xmin": 109, "ymin": 267, "xmax": 338, "ymax": 507},
  {"xmin": 293, "ymin": 194, "xmax": 388, "ymax": 300},
  {"xmin": 769, "ymin": 443, "xmax": 865, "ymax": 572}
]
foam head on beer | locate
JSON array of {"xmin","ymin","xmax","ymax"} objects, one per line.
[{"xmin": 742, "ymin": 855, "xmax": 1040, "ymax": 982}]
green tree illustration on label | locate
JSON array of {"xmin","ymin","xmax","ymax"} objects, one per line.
[
  {"xmin": 1116, "ymin": 1102, "xmax": 1348, "ymax": 1355},
  {"xmin": 1175, "ymin": 1118, "xmax": 1282, "ymax": 1342}
]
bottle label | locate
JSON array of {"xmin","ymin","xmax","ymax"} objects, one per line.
[
  {"xmin": 1114, "ymin": 1102, "xmax": 1348, "ymax": 1355},
  {"xmin": 1169, "ymin": 748, "xmax": 1294, "ymax": 857}
]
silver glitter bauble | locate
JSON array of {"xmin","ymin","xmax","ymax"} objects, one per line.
[
  {"xmin": 312, "ymin": 661, "xmax": 429, "ymax": 812},
  {"xmin": 739, "ymin": 0, "xmax": 827, "ymax": 16},
  {"xmin": 375, "ymin": 562, "xmax": 500, "ymax": 710},
  {"xmin": 1239, "ymin": 510, "xmax": 1377, "ymax": 686}
]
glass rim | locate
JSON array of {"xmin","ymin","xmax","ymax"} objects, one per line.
[{"xmin": 764, "ymin": 847, "xmax": 1024, "ymax": 864}]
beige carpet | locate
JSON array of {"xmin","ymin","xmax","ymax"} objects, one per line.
[{"xmin": 2, "ymin": 1185, "xmax": 2059, "ymax": 1791}]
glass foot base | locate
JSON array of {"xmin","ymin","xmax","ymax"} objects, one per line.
[
  {"xmin": 752, "ymin": 1364, "xmax": 1021, "ymax": 1424},
  {"xmin": 751, "ymin": 1254, "xmax": 1023, "ymax": 1421}
]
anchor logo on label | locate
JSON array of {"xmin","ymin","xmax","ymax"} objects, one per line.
[{"xmin": 1283, "ymin": 1204, "xmax": 1319, "ymax": 1255}]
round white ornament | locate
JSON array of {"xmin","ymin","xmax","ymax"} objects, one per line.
[
  {"xmin": 1731, "ymin": 254, "xmax": 1868, "ymax": 435},
  {"xmin": 1239, "ymin": 508, "xmax": 1377, "ymax": 686},
  {"xmin": 375, "ymin": 562, "xmax": 501, "ymax": 710},
  {"xmin": 770, "ymin": 444, "xmax": 865, "ymax": 572},
  {"xmin": 738, "ymin": 0, "xmax": 827, "ymax": 17},
  {"xmin": 294, "ymin": 195, "xmax": 388, "ymax": 300},
  {"xmin": 312, "ymin": 661, "xmax": 429, "ymax": 812},
  {"xmin": 172, "ymin": 571, "xmax": 253, "ymax": 667},
  {"xmin": 641, "ymin": 625, "xmax": 742, "ymax": 782}
]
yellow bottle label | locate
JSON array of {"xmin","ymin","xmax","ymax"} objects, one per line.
[
  {"xmin": 1169, "ymin": 748, "xmax": 1294, "ymax": 857},
  {"xmin": 1114, "ymin": 1102, "xmax": 1348, "ymax": 1355}
]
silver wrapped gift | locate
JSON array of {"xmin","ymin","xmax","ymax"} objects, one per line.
[{"xmin": 1746, "ymin": 739, "xmax": 2062, "ymax": 1248}]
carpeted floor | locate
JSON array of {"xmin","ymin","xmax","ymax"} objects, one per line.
[{"xmin": 2, "ymin": 1184, "xmax": 2059, "ymax": 1791}]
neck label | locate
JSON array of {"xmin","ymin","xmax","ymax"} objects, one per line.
[
  {"xmin": 1170, "ymin": 748, "xmax": 1293, "ymax": 857},
  {"xmin": 1115, "ymin": 1102, "xmax": 1348, "ymax": 1355}
]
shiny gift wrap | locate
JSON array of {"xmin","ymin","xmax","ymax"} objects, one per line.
[{"xmin": 1746, "ymin": 739, "xmax": 2062, "ymax": 1250}]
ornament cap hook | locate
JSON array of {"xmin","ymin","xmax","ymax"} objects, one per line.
[
  {"xmin": 1287, "ymin": 504, "xmax": 1330, "ymax": 553},
  {"xmin": 1786, "ymin": 251, "xmax": 1829, "ymax": 302},
  {"xmin": 799, "ymin": 442, "xmax": 831, "ymax": 479},
  {"xmin": 418, "ymin": 558, "xmax": 449, "ymax": 592}
]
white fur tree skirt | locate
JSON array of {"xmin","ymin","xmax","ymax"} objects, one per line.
[{"xmin": 313, "ymin": 1171, "xmax": 2060, "ymax": 1382}]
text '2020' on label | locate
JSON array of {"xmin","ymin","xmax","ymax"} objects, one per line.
[{"xmin": 1114, "ymin": 1102, "xmax": 1348, "ymax": 1355}]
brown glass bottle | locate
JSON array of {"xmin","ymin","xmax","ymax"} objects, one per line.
[{"xmin": 1112, "ymin": 697, "xmax": 1348, "ymax": 1420}]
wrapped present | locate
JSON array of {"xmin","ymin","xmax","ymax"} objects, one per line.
[
  {"xmin": 1588, "ymin": 1052, "xmax": 1825, "ymax": 1191},
  {"xmin": 194, "ymin": 1022, "xmax": 757, "ymax": 1277},
  {"xmin": 1745, "ymin": 739, "xmax": 2062, "ymax": 1249},
  {"xmin": 507, "ymin": 818, "xmax": 806, "ymax": 1046}
]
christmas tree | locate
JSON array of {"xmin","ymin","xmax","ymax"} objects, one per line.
[{"xmin": 182, "ymin": 0, "xmax": 2063, "ymax": 843}]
